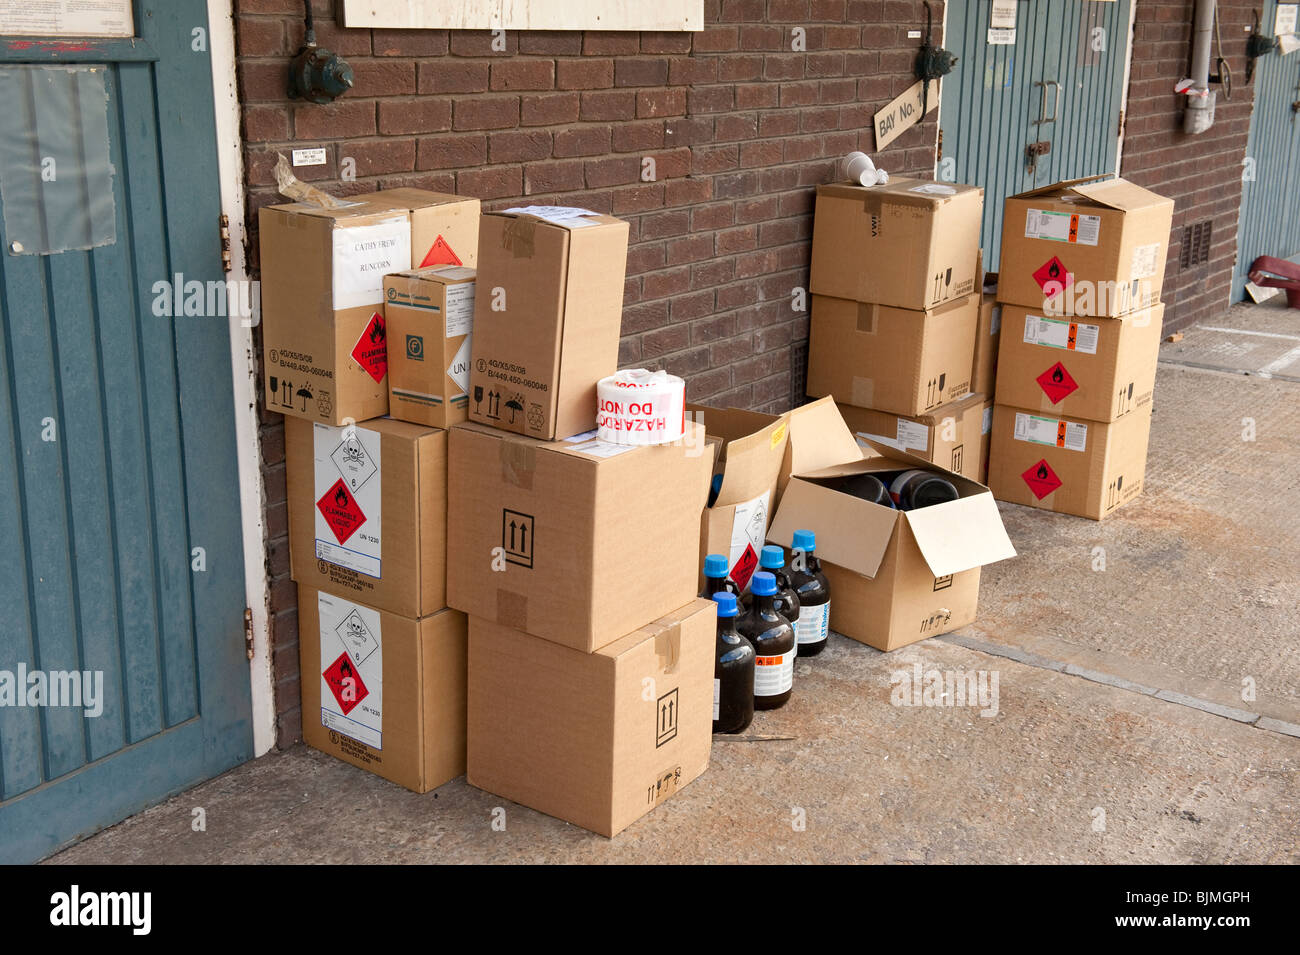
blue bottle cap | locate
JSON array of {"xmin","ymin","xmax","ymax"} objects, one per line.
[
  {"xmin": 711, "ymin": 473, "xmax": 724, "ymax": 492},
  {"xmin": 750, "ymin": 571, "xmax": 777, "ymax": 596},
  {"xmin": 759, "ymin": 544, "xmax": 785, "ymax": 569},
  {"xmin": 704, "ymin": 554, "xmax": 729, "ymax": 578},
  {"xmin": 712, "ymin": 592, "xmax": 739, "ymax": 617},
  {"xmin": 792, "ymin": 529, "xmax": 816, "ymax": 552}
]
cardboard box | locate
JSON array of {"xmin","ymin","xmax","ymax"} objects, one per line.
[
  {"xmin": 810, "ymin": 177, "xmax": 983, "ymax": 310},
  {"xmin": 467, "ymin": 207, "xmax": 629, "ymax": 441},
  {"xmin": 973, "ymin": 291, "xmax": 1001, "ymax": 398},
  {"xmin": 986, "ymin": 403, "xmax": 1153, "ymax": 520},
  {"xmin": 997, "ymin": 177, "xmax": 1174, "ymax": 317},
  {"xmin": 689, "ymin": 403, "xmax": 789, "ymax": 592},
  {"xmin": 299, "ymin": 586, "xmax": 467, "ymax": 794},
  {"xmin": 287, "ymin": 416, "xmax": 446, "ymax": 618},
  {"xmin": 995, "ymin": 302, "xmax": 1164, "ymax": 422},
  {"xmin": 467, "ymin": 599, "xmax": 714, "ymax": 838},
  {"xmin": 979, "ymin": 398, "xmax": 993, "ymax": 485},
  {"xmin": 770, "ymin": 400, "xmax": 1015, "ymax": 651},
  {"xmin": 384, "ymin": 266, "xmax": 476, "ymax": 429},
  {"xmin": 807, "ymin": 294, "xmax": 978, "ymax": 416},
  {"xmin": 260, "ymin": 189, "xmax": 480, "ymax": 426},
  {"xmin": 835, "ymin": 393, "xmax": 987, "ymax": 482},
  {"xmin": 446, "ymin": 421, "xmax": 710, "ymax": 651}
]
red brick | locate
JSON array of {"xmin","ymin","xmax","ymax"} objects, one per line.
[
  {"xmin": 373, "ymin": 29, "xmax": 450, "ymax": 57},
  {"xmin": 417, "ymin": 134, "xmax": 487, "ymax": 170},
  {"xmin": 585, "ymin": 156, "xmax": 641, "ymax": 188},
  {"xmin": 419, "ymin": 61, "xmax": 489, "ymax": 94},
  {"xmin": 524, "ymin": 159, "xmax": 585, "ymax": 195},
  {"xmin": 457, "ymin": 164, "xmax": 522, "ymax": 200},
  {"xmin": 583, "ymin": 32, "xmax": 640, "ymax": 55},
  {"xmin": 557, "ymin": 58, "xmax": 613, "ymax": 90},
  {"xmin": 519, "ymin": 31, "xmax": 583, "ymax": 55},
  {"xmin": 350, "ymin": 60, "xmax": 416, "ymax": 95},
  {"xmin": 554, "ymin": 126, "xmax": 611, "ymax": 157},
  {"xmin": 293, "ymin": 100, "xmax": 375, "ymax": 140},
  {"xmin": 237, "ymin": 17, "xmax": 286, "ymax": 57},
  {"xmin": 489, "ymin": 129, "xmax": 553, "ymax": 163},
  {"xmin": 243, "ymin": 105, "xmax": 288, "ymax": 142},
  {"xmin": 343, "ymin": 138, "xmax": 416, "ymax": 177},
  {"xmin": 453, "ymin": 97, "xmax": 519, "ymax": 131},
  {"xmin": 581, "ymin": 89, "xmax": 636, "ymax": 122},
  {"xmin": 491, "ymin": 59, "xmax": 555, "ymax": 91},
  {"xmin": 378, "ymin": 98, "xmax": 451, "ymax": 135},
  {"xmin": 450, "ymin": 31, "xmax": 518, "ymax": 56},
  {"xmin": 615, "ymin": 57, "xmax": 669, "ymax": 87},
  {"xmin": 521, "ymin": 93, "xmax": 580, "ymax": 126},
  {"xmin": 637, "ymin": 88, "xmax": 687, "ymax": 118}
]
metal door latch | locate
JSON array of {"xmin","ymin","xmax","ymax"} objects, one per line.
[{"xmin": 1026, "ymin": 140, "xmax": 1051, "ymax": 174}]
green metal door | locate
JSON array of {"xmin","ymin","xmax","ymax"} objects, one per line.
[
  {"xmin": 1234, "ymin": 0, "xmax": 1300, "ymax": 298},
  {"xmin": 939, "ymin": 0, "xmax": 1134, "ymax": 270},
  {"xmin": 0, "ymin": 1, "xmax": 253, "ymax": 862}
]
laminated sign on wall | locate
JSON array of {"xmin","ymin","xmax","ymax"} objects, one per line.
[
  {"xmin": 318, "ymin": 592, "xmax": 383, "ymax": 749},
  {"xmin": 314, "ymin": 423, "xmax": 383, "ymax": 577}
]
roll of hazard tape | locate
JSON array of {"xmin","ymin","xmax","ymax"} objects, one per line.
[{"xmin": 596, "ymin": 369, "xmax": 686, "ymax": 446}]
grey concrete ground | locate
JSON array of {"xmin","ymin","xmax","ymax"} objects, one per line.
[{"xmin": 50, "ymin": 300, "xmax": 1300, "ymax": 864}]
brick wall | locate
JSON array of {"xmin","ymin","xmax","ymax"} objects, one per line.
[
  {"xmin": 1119, "ymin": 0, "xmax": 1258, "ymax": 334},
  {"xmin": 237, "ymin": 0, "xmax": 945, "ymax": 745}
]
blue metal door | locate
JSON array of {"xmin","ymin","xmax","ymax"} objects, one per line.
[
  {"xmin": 0, "ymin": 1, "xmax": 252, "ymax": 862},
  {"xmin": 1234, "ymin": 0, "xmax": 1300, "ymax": 298},
  {"xmin": 939, "ymin": 0, "xmax": 1134, "ymax": 270}
]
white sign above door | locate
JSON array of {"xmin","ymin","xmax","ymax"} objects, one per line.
[{"xmin": 0, "ymin": 0, "xmax": 133, "ymax": 37}]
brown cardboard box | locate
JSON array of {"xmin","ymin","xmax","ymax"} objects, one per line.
[
  {"xmin": 299, "ymin": 586, "xmax": 467, "ymax": 794},
  {"xmin": 260, "ymin": 189, "xmax": 480, "ymax": 426},
  {"xmin": 770, "ymin": 400, "xmax": 1015, "ymax": 651},
  {"xmin": 384, "ymin": 266, "xmax": 476, "ymax": 429},
  {"xmin": 972, "ymin": 291, "xmax": 1001, "ymax": 398},
  {"xmin": 286, "ymin": 416, "xmax": 446, "ymax": 618},
  {"xmin": 446, "ymin": 421, "xmax": 710, "ymax": 651},
  {"xmin": 994, "ymin": 302, "xmax": 1164, "ymax": 422},
  {"xmin": 807, "ymin": 293, "xmax": 978, "ymax": 416},
  {"xmin": 689, "ymin": 403, "xmax": 789, "ymax": 592},
  {"xmin": 810, "ymin": 178, "xmax": 983, "ymax": 310},
  {"xmin": 836, "ymin": 393, "xmax": 987, "ymax": 482},
  {"xmin": 997, "ymin": 177, "xmax": 1174, "ymax": 317},
  {"xmin": 467, "ymin": 207, "xmax": 629, "ymax": 440},
  {"xmin": 467, "ymin": 599, "xmax": 714, "ymax": 838},
  {"xmin": 979, "ymin": 398, "xmax": 993, "ymax": 485},
  {"xmin": 986, "ymin": 403, "xmax": 1152, "ymax": 520}
]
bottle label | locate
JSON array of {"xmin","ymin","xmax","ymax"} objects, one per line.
[
  {"xmin": 713, "ymin": 678, "xmax": 721, "ymax": 721},
  {"xmin": 754, "ymin": 646, "xmax": 795, "ymax": 696},
  {"xmin": 795, "ymin": 603, "xmax": 830, "ymax": 646}
]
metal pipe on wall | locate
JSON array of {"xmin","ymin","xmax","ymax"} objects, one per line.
[{"xmin": 1184, "ymin": 0, "xmax": 1218, "ymax": 133}]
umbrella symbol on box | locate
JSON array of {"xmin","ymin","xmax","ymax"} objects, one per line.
[
  {"xmin": 296, "ymin": 384, "xmax": 313, "ymax": 411},
  {"xmin": 505, "ymin": 397, "xmax": 523, "ymax": 423}
]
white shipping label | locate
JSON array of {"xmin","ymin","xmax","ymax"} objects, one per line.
[
  {"xmin": 503, "ymin": 205, "xmax": 597, "ymax": 226},
  {"xmin": 444, "ymin": 281, "xmax": 475, "ymax": 338},
  {"xmin": 896, "ymin": 419, "xmax": 931, "ymax": 453},
  {"xmin": 729, "ymin": 490, "xmax": 771, "ymax": 589},
  {"xmin": 313, "ymin": 422, "xmax": 383, "ymax": 577},
  {"xmin": 1130, "ymin": 242, "xmax": 1162, "ymax": 280},
  {"xmin": 1013, "ymin": 412, "xmax": 1088, "ymax": 452},
  {"xmin": 713, "ymin": 679, "xmax": 721, "ymax": 721},
  {"xmin": 565, "ymin": 438, "xmax": 635, "ymax": 458},
  {"xmin": 1025, "ymin": 208, "xmax": 1101, "ymax": 246},
  {"xmin": 332, "ymin": 217, "xmax": 411, "ymax": 311},
  {"xmin": 795, "ymin": 603, "xmax": 830, "ymax": 646},
  {"xmin": 753, "ymin": 645, "xmax": 795, "ymax": 696},
  {"xmin": 1023, "ymin": 314, "xmax": 1099, "ymax": 354},
  {"xmin": 318, "ymin": 592, "xmax": 383, "ymax": 749},
  {"xmin": 447, "ymin": 335, "xmax": 472, "ymax": 396}
]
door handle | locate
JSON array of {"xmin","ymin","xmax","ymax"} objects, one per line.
[{"xmin": 1033, "ymin": 80, "xmax": 1061, "ymax": 125}]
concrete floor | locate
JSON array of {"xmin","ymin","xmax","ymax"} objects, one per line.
[{"xmin": 50, "ymin": 300, "xmax": 1300, "ymax": 864}]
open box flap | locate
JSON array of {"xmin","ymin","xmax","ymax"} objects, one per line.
[
  {"xmin": 768, "ymin": 477, "xmax": 897, "ymax": 579},
  {"xmin": 1009, "ymin": 174, "xmax": 1111, "ymax": 201},
  {"xmin": 1069, "ymin": 178, "xmax": 1171, "ymax": 213},
  {"xmin": 689, "ymin": 405, "xmax": 788, "ymax": 508},
  {"xmin": 786, "ymin": 396, "xmax": 864, "ymax": 477},
  {"xmin": 903, "ymin": 492, "xmax": 1017, "ymax": 577}
]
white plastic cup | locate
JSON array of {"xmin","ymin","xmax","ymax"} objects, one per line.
[{"xmin": 843, "ymin": 151, "xmax": 876, "ymax": 185}]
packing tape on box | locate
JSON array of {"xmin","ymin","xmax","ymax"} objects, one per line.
[{"xmin": 596, "ymin": 369, "xmax": 686, "ymax": 445}]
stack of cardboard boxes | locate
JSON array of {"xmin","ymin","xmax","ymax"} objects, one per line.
[
  {"xmin": 986, "ymin": 178, "xmax": 1175, "ymax": 519},
  {"xmin": 806, "ymin": 178, "xmax": 995, "ymax": 484}
]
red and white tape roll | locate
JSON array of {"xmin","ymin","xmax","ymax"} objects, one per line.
[{"xmin": 596, "ymin": 369, "xmax": 686, "ymax": 445}]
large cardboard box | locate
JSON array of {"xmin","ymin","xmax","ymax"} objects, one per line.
[
  {"xmin": 299, "ymin": 586, "xmax": 467, "ymax": 794},
  {"xmin": 689, "ymin": 403, "xmax": 789, "ymax": 592},
  {"xmin": 810, "ymin": 178, "xmax": 983, "ymax": 310},
  {"xmin": 807, "ymin": 293, "xmax": 978, "ymax": 416},
  {"xmin": 836, "ymin": 393, "xmax": 987, "ymax": 482},
  {"xmin": 997, "ymin": 177, "xmax": 1174, "ymax": 317},
  {"xmin": 995, "ymin": 302, "xmax": 1164, "ymax": 422},
  {"xmin": 986, "ymin": 403, "xmax": 1153, "ymax": 520},
  {"xmin": 770, "ymin": 400, "xmax": 1015, "ymax": 651},
  {"xmin": 384, "ymin": 266, "xmax": 476, "ymax": 429},
  {"xmin": 260, "ymin": 189, "xmax": 480, "ymax": 426},
  {"xmin": 287, "ymin": 416, "xmax": 446, "ymax": 618},
  {"xmin": 972, "ymin": 291, "xmax": 1001, "ymax": 398},
  {"xmin": 467, "ymin": 599, "xmax": 714, "ymax": 838},
  {"xmin": 467, "ymin": 207, "xmax": 629, "ymax": 441},
  {"xmin": 446, "ymin": 421, "xmax": 710, "ymax": 651}
]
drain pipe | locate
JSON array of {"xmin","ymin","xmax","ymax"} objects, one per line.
[{"xmin": 1183, "ymin": 0, "xmax": 1217, "ymax": 133}]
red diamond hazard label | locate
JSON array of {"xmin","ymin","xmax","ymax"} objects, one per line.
[
  {"xmin": 1021, "ymin": 459, "xmax": 1063, "ymax": 500},
  {"xmin": 731, "ymin": 543, "xmax": 759, "ymax": 592},
  {"xmin": 351, "ymin": 312, "xmax": 388, "ymax": 383},
  {"xmin": 419, "ymin": 234, "xmax": 463, "ymax": 268},
  {"xmin": 1036, "ymin": 361, "xmax": 1079, "ymax": 404},
  {"xmin": 323, "ymin": 651, "xmax": 369, "ymax": 715},
  {"xmin": 1032, "ymin": 255, "xmax": 1073, "ymax": 295},
  {"xmin": 316, "ymin": 478, "xmax": 367, "ymax": 545}
]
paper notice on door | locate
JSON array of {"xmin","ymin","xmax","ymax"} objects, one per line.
[
  {"xmin": 318, "ymin": 592, "xmax": 383, "ymax": 749},
  {"xmin": 729, "ymin": 490, "xmax": 770, "ymax": 591},
  {"xmin": 1023, "ymin": 314, "xmax": 1100, "ymax": 354},
  {"xmin": 332, "ymin": 217, "xmax": 411, "ymax": 310},
  {"xmin": 1025, "ymin": 209, "xmax": 1101, "ymax": 246},
  {"xmin": 988, "ymin": 28, "xmax": 1016, "ymax": 45},
  {"xmin": 1014, "ymin": 412, "xmax": 1088, "ymax": 452},
  {"xmin": 1275, "ymin": 4, "xmax": 1298, "ymax": 36},
  {"xmin": 314, "ymin": 422, "xmax": 383, "ymax": 577},
  {"xmin": 990, "ymin": 0, "xmax": 1017, "ymax": 29},
  {"xmin": 0, "ymin": 0, "xmax": 133, "ymax": 36}
]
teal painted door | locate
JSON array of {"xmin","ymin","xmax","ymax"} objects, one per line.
[
  {"xmin": 0, "ymin": 1, "xmax": 252, "ymax": 862},
  {"xmin": 939, "ymin": 0, "xmax": 1134, "ymax": 270},
  {"xmin": 1234, "ymin": 0, "xmax": 1300, "ymax": 298}
]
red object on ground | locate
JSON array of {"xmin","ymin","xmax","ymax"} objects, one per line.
[{"xmin": 1248, "ymin": 257, "xmax": 1300, "ymax": 309}]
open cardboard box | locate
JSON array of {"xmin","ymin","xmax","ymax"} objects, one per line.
[
  {"xmin": 688, "ymin": 403, "xmax": 788, "ymax": 593},
  {"xmin": 770, "ymin": 398, "xmax": 1016, "ymax": 651}
]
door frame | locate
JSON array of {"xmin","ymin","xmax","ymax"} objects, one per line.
[{"xmin": 207, "ymin": 0, "xmax": 275, "ymax": 756}]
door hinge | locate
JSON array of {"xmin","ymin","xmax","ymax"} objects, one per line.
[
  {"xmin": 220, "ymin": 214, "xmax": 233, "ymax": 274},
  {"xmin": 1118, "ymin": 109, "xmax": 1126, "ymax": 137},
  {"xmin": 936, "ymin": 127, "xmax": 944, "ymax": 161},
  {"xmin": 243, "ymin": 607, "xmax": 254, "ymax": 660}
]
